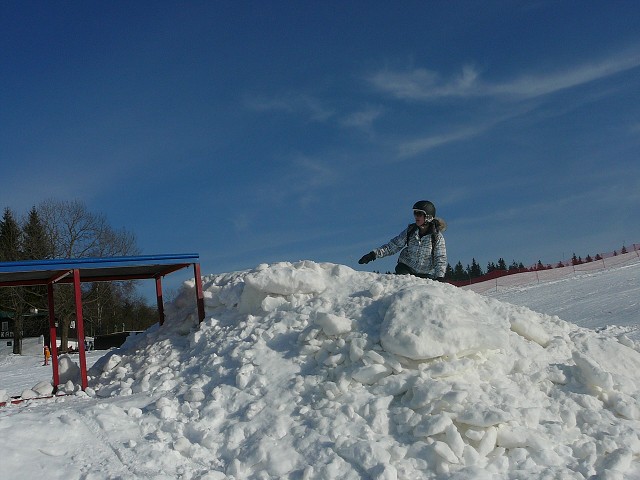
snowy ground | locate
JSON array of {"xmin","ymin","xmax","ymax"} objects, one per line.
[
  {"xmin": 1, "ymin": 256, "xmax": 639, "ymax": 479},
  {"xmin": 468, "ymin": 253, "xmax": 640, "ymax": 341},
  {"xmin": 0, "ymin": 337, "xmax": 106, "ymax": 398}
]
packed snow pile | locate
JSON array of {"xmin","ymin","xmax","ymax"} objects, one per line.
[{"xmin": 89, "ymin": 261, "xmax": 640, "ymax": 479}]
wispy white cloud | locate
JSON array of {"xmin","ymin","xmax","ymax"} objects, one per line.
[
  {"xmin": 248, "ymin": 154, "xmax": 342, "ymax": 217},
  {"xmin": 244, "ymin": 93, "xmax": 334, "ymax": 122},
  {"xmin": 488, "ymin": 50, "xmax": 640, "ymax": 98},
  {"xmin": 246, "ymin": 93, "xmax": 386, "ymax": 133},
  {"xmin": 369, "ymin": 47, "xmax": 640, "ymax": 101},
  {"xmin": 340, "ymin": 106, "xmax": 384, "ymax": 131},
  {"xmin": 397, "ymin": 123, "xmax": 490, "ymax": 158},
  {"xmin": 388, "ymin": 48, "xmax": 640, "ymax": 158},
  {"xmin": 284, "ymin": 155, "xmax": 343, "ymax": 208},
  {"xmin": 369, "ymin": 64, "xmax": 480, "ymax": 100},
  {"xmin": 291, "ymin": 155, "xmax": 340, "ymax": 189},
  {"xmin": 395, "ymin": 104, "xmax": 534, "ymax": 158}
]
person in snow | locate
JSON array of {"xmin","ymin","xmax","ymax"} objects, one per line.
[
  {"xmin": 358, "ymin": 200, "xmax": 447, "ymax": 281},
  {"xmin": 43, "ymin": 345, "xmax": 51, "ymax": 366}
]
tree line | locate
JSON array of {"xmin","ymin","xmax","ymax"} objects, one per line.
[
  {"xmin": 445, "ymin": 258, "xmax": 526, "ymax": 282},
  {"xmin": 0, "ymin": 199, "xmax": 157, "ymax": 354},
  {"xmin": 445, "ymin": 245, "xmax": 629, "ymax": 283}
]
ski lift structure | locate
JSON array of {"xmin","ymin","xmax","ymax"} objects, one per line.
[{"xmin": 0, "ymin": 254, "xmax": 205, "ymax": 391}]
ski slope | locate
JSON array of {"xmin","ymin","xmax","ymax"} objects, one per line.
[{"xmin": 467, "ymin": 250, "xmax": 640, "ymax": 340}]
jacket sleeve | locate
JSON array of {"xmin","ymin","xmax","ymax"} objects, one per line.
[
  {"xmin": 374, "ymin": 228, "xmax": 408, "ymax": 259},
  {"xmin": 433, "ymin": 233, "xmax": 447, "ymax": 278}
]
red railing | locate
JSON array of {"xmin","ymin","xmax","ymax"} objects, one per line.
[{"xmin": 448, "ymin": 243, "xmax": 639, "ymax": 288}]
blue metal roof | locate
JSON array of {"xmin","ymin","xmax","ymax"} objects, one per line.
[{"xmin": 0, "ymin": 253, "xmax": 200, "ymax": 287}]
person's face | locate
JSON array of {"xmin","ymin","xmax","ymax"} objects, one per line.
[{"xmin": 413, "ymin": 210, "xmax": 433, "ymax": 227}]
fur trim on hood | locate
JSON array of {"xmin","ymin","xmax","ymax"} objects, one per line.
[{"xmin": 434, "ymin": 217, "xmax": 447, "ymax": 233}]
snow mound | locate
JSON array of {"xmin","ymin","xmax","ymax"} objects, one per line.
[
  {"xmin": 89, "ymin": 261, "xmax": 640, "ymax": 479},
  {"xmin": 380, "ymin": 285, "xmax": 509, "ymax": 359}
]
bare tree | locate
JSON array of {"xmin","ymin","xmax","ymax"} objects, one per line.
[{"xmin": 38, "ymin": 199, "xmax": 140, "ymax": 351}]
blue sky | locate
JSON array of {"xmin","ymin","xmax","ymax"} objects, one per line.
[{"xmin": 2, "ymin": 1, "xmax": 640, "ymax": 294}]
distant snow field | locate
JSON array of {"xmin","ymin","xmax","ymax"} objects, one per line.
[{"xmin": 1, "ymin": 255, "xmax": 639, "ymax": 479}]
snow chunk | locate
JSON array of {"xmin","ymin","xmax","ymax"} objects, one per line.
[
  {"xmin": 244, "ymin": 263, "xmax": 326, "ymax": 295},
  {"xmin": 509, "ymin": 313, "xmax": 552, "ymax": 347},
  {"xmin": 184, "ymin": 386, "xmax": 205, "ymax": 402},
  {"xmin": 573, "ymin": 334, "xmax": 640, "ymax": 395},
  {"xmin": 21, "ymin": 389, "xmax": 38, "ymax": 400},
  {"xmin": 336, "ymin": 438, "xmax": 392, "ymax": 471},
  {"xmin": 32, "ymin": 381, "xmax": 54, "ymax": 396},
  {"xmin": 315, "ymin": 312, "xmax": 352, "ymax": 336},
  {"xmin": 572, "ymin": 351, "xmax": 614, "ymax": 391},
  {"xmin": 600, "ymin": 448, "xmax": 633, "ymax": 474},
  {"xmin": 57, "ymin": 355, "xmax": 81, "ymax": 385},
  {"xmin": 413, "ymin": 414, "xmax": 453, "ymax": 437},
  {"xmin": 381, "ymin": 286, "xmax": 509, "ymax": 360},
  {"xmin": 433, "ymin": 440, "xmax": 460, "ymax": 463},
  {"xmin": 352, "ymin": 364, "xmax": 392, "ymax": 384},
  {"xmin": 102, "ymin": 354, "xmax": 122, "ymax": 373},
  {"xmin": 458, "ymin": 405, "xmax": 512, "ymax": 427},
  {"xmin": 369, "ymin": 282, "xmax": 385, "ymax": 299}
]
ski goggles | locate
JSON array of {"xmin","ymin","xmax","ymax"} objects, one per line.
[{"xmin": 413, "ymin": 210, "xmax": 434, "ymax": 222}]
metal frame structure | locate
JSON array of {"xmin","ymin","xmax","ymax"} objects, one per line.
[{"xmin": 0, "ymin": 254, "xmax": 205, "ymax": 391}]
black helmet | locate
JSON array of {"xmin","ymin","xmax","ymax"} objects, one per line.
[{"xmin": 412, "ymin": 200, "xmax": 435, "ymax": 217}]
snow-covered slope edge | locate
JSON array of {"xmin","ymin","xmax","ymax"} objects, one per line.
[{"xmin": 90, "ymin": 261, "xmax": 640, "ymax": 479}]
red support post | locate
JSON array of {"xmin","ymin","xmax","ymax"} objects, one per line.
[
  {"xmin": 156, "ymin": 276, "xmax": 165, "ymax": 326},
  {"xmin": 193, "ymin": 263, "xmax": 205, "ymax": 323},
  {"xmin": 47, "ymin": 283, "xmax": 60, "ymax": 387},
  {"xmin": 72, "ymin": 269, "xmax": 88, "ymax": 390}
]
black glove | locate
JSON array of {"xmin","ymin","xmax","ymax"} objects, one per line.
[{"xmin": 358, "ymin": 251, "xmax": 376, "ymax": 264}]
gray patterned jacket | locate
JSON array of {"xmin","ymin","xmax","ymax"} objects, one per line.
[{"xmin": 374, "ymin": 218, "xmax": 447, "ymax": 278}]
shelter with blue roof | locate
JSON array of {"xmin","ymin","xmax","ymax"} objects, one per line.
[{"xmin": 0, "ymin": 254, "xmax": 205, "ymax": 391}]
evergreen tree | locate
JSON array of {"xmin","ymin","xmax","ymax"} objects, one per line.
[
  {"xmin": 22, "ymin": 207, "xmax": 52, "ymax": 316},
  {"xmin": 571, "ymin": 253, "xmax": 583, "ymax": 265},
  {"xmin": 621, "ymin": 245, "xmax": 628, "ymax": 254},
  {"xmin": 23, "ymin": 206, "xmax": 51, "ymax": 260},
  {"xmin": 497, "ymin": 258, "xmax": 507, "ymax": 271},
  {"xmin": 0, "ymin": 208, "xmax": 22, "ymax": 261},
  {"xmin": 0, "ymin": 208, "xmax": 25, "ymax": 354},
  {"xmin": 536, "ymin": 260, "xmax": 545, "ymax": 270},
  {"xmin": 453, "ymin": 261, "xmax": 465, "ymax": 281},
  {"xmin": 469, "ymin": 258, "xmax": 483, "ymax": 278},
  {"xmin": 486, "ymin": 262, "xmax": 496, "ymax": 273},
  {"xmin": 445, "ymin": 263, "xmax": 454, "ymax": 280}
]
